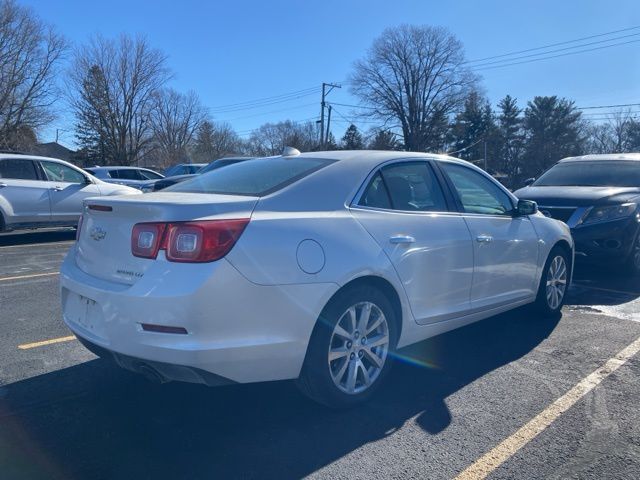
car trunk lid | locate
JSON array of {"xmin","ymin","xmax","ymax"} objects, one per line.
[{"xmin": 75, "ymin": 192, "xmax": 257, "ymax": 285}]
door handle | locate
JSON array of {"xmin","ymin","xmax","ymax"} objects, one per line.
[
  {"xmin": 389, "ymin": 235, "xmax": 415, "ymax": 245},
  {"xmin": 476, "ymin": 234, "xmax": 493, "ymax": 243},
  {"xmin": 0, "ymin": 182, "xmax": 7, "ymax": 188},
  {"xmin": 52, "ymin": 186, "xmax": 63, "ymax": 191}
]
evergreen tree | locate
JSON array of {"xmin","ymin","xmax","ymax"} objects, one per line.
[
  {"xmin": 341, "ymin": 124, "xmax": 364, "ymax": 149},
  {"xmin": 496, "ymin": 95, "xmax": 524, "ymax": 185},
  {"xmin": 523, "ymin": 96, "xmax": 584, "ymax": 178},
  {"xmin": 368, "ymin": 129, "xmax": 399, "ymax": 150},
  {"xmin": 449, "ymin": 92, "xmax": 498, "ymax": 168}
]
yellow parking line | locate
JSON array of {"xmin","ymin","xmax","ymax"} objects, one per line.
[
  {"xmin": 18, "ymin": 335, "xmax": 76, "ymax": 350},
  {"xmin": 0, "ymin": 271, "xmax": 59, "ymax": 282},
  {"xmin": 455, "ymin": 335, "xmax": 640, "ymax": 480}
]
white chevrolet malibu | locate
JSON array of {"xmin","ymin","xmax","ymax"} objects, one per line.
[{"xmin": 61, "ymin": 150, "xmax": 573, "ymax": 407}]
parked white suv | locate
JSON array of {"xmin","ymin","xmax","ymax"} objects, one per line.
[{"xmin": 0, "ymin": 154, "xmax": 140, "ymax": 232}]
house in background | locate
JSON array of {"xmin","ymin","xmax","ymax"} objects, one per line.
[{"xmin": 33, "ymin": 142, "xmax": 77, "ymax": 163}]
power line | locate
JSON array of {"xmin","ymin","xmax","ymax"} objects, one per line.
[
  {"xmin": 469, "ymin": 32, "xmax": 640, "ymax": 69},
  {"xmin": 474, "ymin": 39, "xmax": 640, "ymax": 71},
  {"xmin": 210, "ymin": 87, "xmax": 320, "ymax": 113},
  {"xmin": 578, "ymin": 103, "xmax": 640, "ymax": 110},
  {"xmin": 464, "ymin": 25, "xmax": 640, "ymax": 64},
  {"xmin": 221, "ymin": 102, "xmax": 317, "ymax": 122}
]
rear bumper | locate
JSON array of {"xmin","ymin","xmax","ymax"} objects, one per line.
[
  {"xmin": 572, "ymin": 216, "xmax": 639, "ymax": 264},
  {"xmin": 60, "ymin": 247, "xmax": 338, "ymax": 384}
]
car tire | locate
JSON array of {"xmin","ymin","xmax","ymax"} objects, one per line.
[
  {"xmin": 534, "ymin": 246, "xmax": 570, "ymax": 316},
  {"xmin": 623, "ymin": 232, "xmax": 640, "ymax": 276},
  {"xmin": 296, "ymin": 284, "xmax": 398, "ymax": 408},
  {"xmin": 0, "ymin": 211, "xmax": 5, "ymax": 233}
]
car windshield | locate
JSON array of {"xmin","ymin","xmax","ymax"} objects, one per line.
[
  {"xmin": 167, "ymin": 157, "xmax": 333, "ymax": 196},
  {"xmin": 533, "ymin": 161, "xmax": 640, "ymax": 187}
]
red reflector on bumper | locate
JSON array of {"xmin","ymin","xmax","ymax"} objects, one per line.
[{"xmin": 141, "ymin": 324, "xmax": 188, "ymax": 334}]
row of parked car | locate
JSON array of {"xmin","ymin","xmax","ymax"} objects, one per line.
[{"xmin": 0, "ymin": 155, "xmax": 249, "ymax": 231}]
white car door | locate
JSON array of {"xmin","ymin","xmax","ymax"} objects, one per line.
[
  {"xmin": 0, "ymin": 158, "xmax": 51, "ymax": 226},
  {"xmin": 351, "ymin": 160, "xmax": 474, "ymax": 325},
  {"xmin": 438, "ymin": 162, "xmax": 540, "ymax": 310},
  {"xmin": 39, "ymin": 160, "xmax": 102, "ymax": 223}
]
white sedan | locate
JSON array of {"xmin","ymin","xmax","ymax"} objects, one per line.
[{"xmin": 60, "ymin": 150, "xmax": 573, "ymax": 407}]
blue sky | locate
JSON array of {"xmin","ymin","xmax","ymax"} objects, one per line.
[{"xmin": 21, "ymin": 0, "xmax": 640, "ymax": 146}]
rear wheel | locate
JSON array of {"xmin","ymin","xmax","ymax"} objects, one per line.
[
  {"xmin": 0, "ymin": 211, "xmax": 5, "ymax": 233},
  {"xmin": 297, "ymin": 285, "xmax": 397, "ymax": 408},
  {"xmin": 535, "ymin": 246, "xmax": 570, "ymax": 316}
]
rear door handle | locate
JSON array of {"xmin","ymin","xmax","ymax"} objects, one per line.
[
  {"xmin": 476, "ymin": 234, "xmax": 493, "ymax": 243},
  {"xmin": 389, "ymin": 235, "xmax": 415, "ymax": 245},
  {"xmin": 52, "ymin": 186, "xmax": 63, "ymax": 191}
]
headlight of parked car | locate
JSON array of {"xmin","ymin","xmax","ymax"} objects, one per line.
[{"xmin": 581, "ymin": 202, "xmax": 637, "ymax": 225}]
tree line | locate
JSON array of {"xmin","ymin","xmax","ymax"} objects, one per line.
[{"xmin": 0, "ymin": 0, "xmax": 637, "ymax": 184}]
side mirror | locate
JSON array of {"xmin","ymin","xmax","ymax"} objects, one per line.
[
  {"xmin": 84, "ymin": 175, "xmax": 94, "ymax": 184},
  {"xmin": 523, "ymin": 177, "xmax": 535, "ymax": 186},
  {"xmin": 516, "ymin": 199, "xmax": 538, "ymax": 216}
]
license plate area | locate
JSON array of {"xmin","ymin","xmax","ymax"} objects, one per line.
[{"xmin": 66, "ymin": 291, "xmax": 106, "ymax": 340}]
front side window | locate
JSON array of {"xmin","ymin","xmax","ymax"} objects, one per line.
[
  {"xmin": 140, "ymin": 170, "xmax": 163, "ymax": 180},
  {"xmin": 441, "ymin": 163, "xmax": 514, "ymax": 215},
  {"xmin": 0, "ymin": 158, "xmax": 39, "ymax": 180},
  {"xmin": 41, "ymin": 161, "xmax": 86, "ymax": 184},
  {"xmin": 359, "ymin": 162, "xmax": 447, "ymax": 212}
]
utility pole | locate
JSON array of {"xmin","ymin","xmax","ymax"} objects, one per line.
[
  {"xmin": 484, "ymin": 140, "xmax": 487, "ymax": 171},
  {"xmin": 325, "ymin": 105, "xmax": 332, "ymax": 146},
  {"xmin": 319, "ymin": 82, "xmax": 341, "ymax": 147}
]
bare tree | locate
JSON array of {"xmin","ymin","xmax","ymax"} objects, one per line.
[
  {"xmin": 351, "ymin": 25, "xmax": 478, "ymax": 152},
  {"xmin": 149, "ymin": 89, "xmax": 207, "ymax": 167},
  {"xmin": 246, "ymin": 120, "xmax": 317, "ymax": 156},
  {"xmin": 191, "ymin": 120, "xmax": 244, "ymax": 162},
  {"xmin": 0, "ymin": 0, "xmax": 67, "ymax": 150},
  {"xmin": 69, "ymin": 34, "xmax": 170, "ymax": 165},
  {"xmin": 585, "ymin": 110, "xmax": 637, "ymax": 154}
]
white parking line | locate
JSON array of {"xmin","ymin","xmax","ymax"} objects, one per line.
[
  {"xmin": 455, "ymin": 335, "xmax": 640, "ymax": 480},
  {"xmin": 0, "ymin": 271, "xmax": 59, "ymax": 282}
]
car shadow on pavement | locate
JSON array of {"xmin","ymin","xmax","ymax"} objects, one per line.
[
  {"xmin": 0, "ymin": 229, "xmax": 76, "ymax": 246},
  {"xmin": 0, "ymin": 309, "xmax": 560, "ymax": 480},
  {"xmin": 567, "ymin": 263, "xmax": 640, "ymax": 306}
]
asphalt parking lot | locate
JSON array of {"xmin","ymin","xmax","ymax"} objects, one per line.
[{"xmin": 1, "ymin": 230, "xmax": 639, "ymax": 480}]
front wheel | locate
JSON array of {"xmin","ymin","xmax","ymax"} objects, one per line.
[
  {"xmin": 623, "ymin": 232, "xmax": 640, "ymax": 276},
  {"xmin": 297, "ymin": 285, "xmax": 397, "ymax": 408},
  {"xmin": 535, "ymin": 246, "xmax": 570, "ymax": 316}
]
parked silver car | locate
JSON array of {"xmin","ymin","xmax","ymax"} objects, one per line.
[
  {"xmin": 0, "ymin": 154, "xmax": 140, "ymax": 232},
  {"xmin": 84, "ymin": 166, "xmax": 164, "ymax": 190}
]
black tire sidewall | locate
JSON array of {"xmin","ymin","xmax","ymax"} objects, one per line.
[{"xmin": 298, "ymin": 284, "xmax": 398, "ymax": 408}]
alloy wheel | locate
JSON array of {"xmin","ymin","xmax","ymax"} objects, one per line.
[
  {"xmin": 328, "ymin": 301, "xmax": 390, "ymax": 395},
  {"xmin": 546, "ymin": 255, "xmax": 567, "ymax": 310}
]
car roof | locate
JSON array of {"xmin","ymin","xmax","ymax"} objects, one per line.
[
  {"xmin": 86, "ymin": 166, "xmax": 156, "ymax": 171},
  {"xmin": 289, "ymin": 149, "xmax": 473, "ymax": 169},
  {"xmin": 0, "ymin": 153, "xmax": 74, "ymax": 163},
  {"xmin": 559, "ymin": 153, "xmax": 640, "ymax": 163}
]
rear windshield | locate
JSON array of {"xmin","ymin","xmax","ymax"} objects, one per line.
[
  {"xmin": 534, "ymin": 161, "xmax": 640, "ymax": 187},
  {"xmin": 166, "ymin": 157, "xmax": 334, "ymax": 196}
]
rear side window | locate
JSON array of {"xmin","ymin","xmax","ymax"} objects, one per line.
[
  {"xmin": 168, "ymin": 157, "xmax": 334, "ymax": 196},
  {"xmin": 0, "ymin": 158, "xmax": 39, "ymax": 180},
  {"xmin": 359, "ymin": 162, "xmax": 448, "ymax": 212},
  {"xmin": 115, "ymin": 169, "xmax": 143, "ymax": 180}
]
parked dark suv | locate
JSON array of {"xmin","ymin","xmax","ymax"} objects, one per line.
[{"xmin": 515, "ymin": 154, "xmax": 640, "ymax": 274}]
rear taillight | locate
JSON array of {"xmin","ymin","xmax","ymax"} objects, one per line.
[
  {"xmin": 131, "ymin": 219, "xmax": 249, "ymax": 263},
  {"xmin": 131, "ymin": 223, "xmax": 167, "ymax": 259},
  {"xmin": 76, "ymin": 215, "xmax": 83, "ymax": 241}
]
